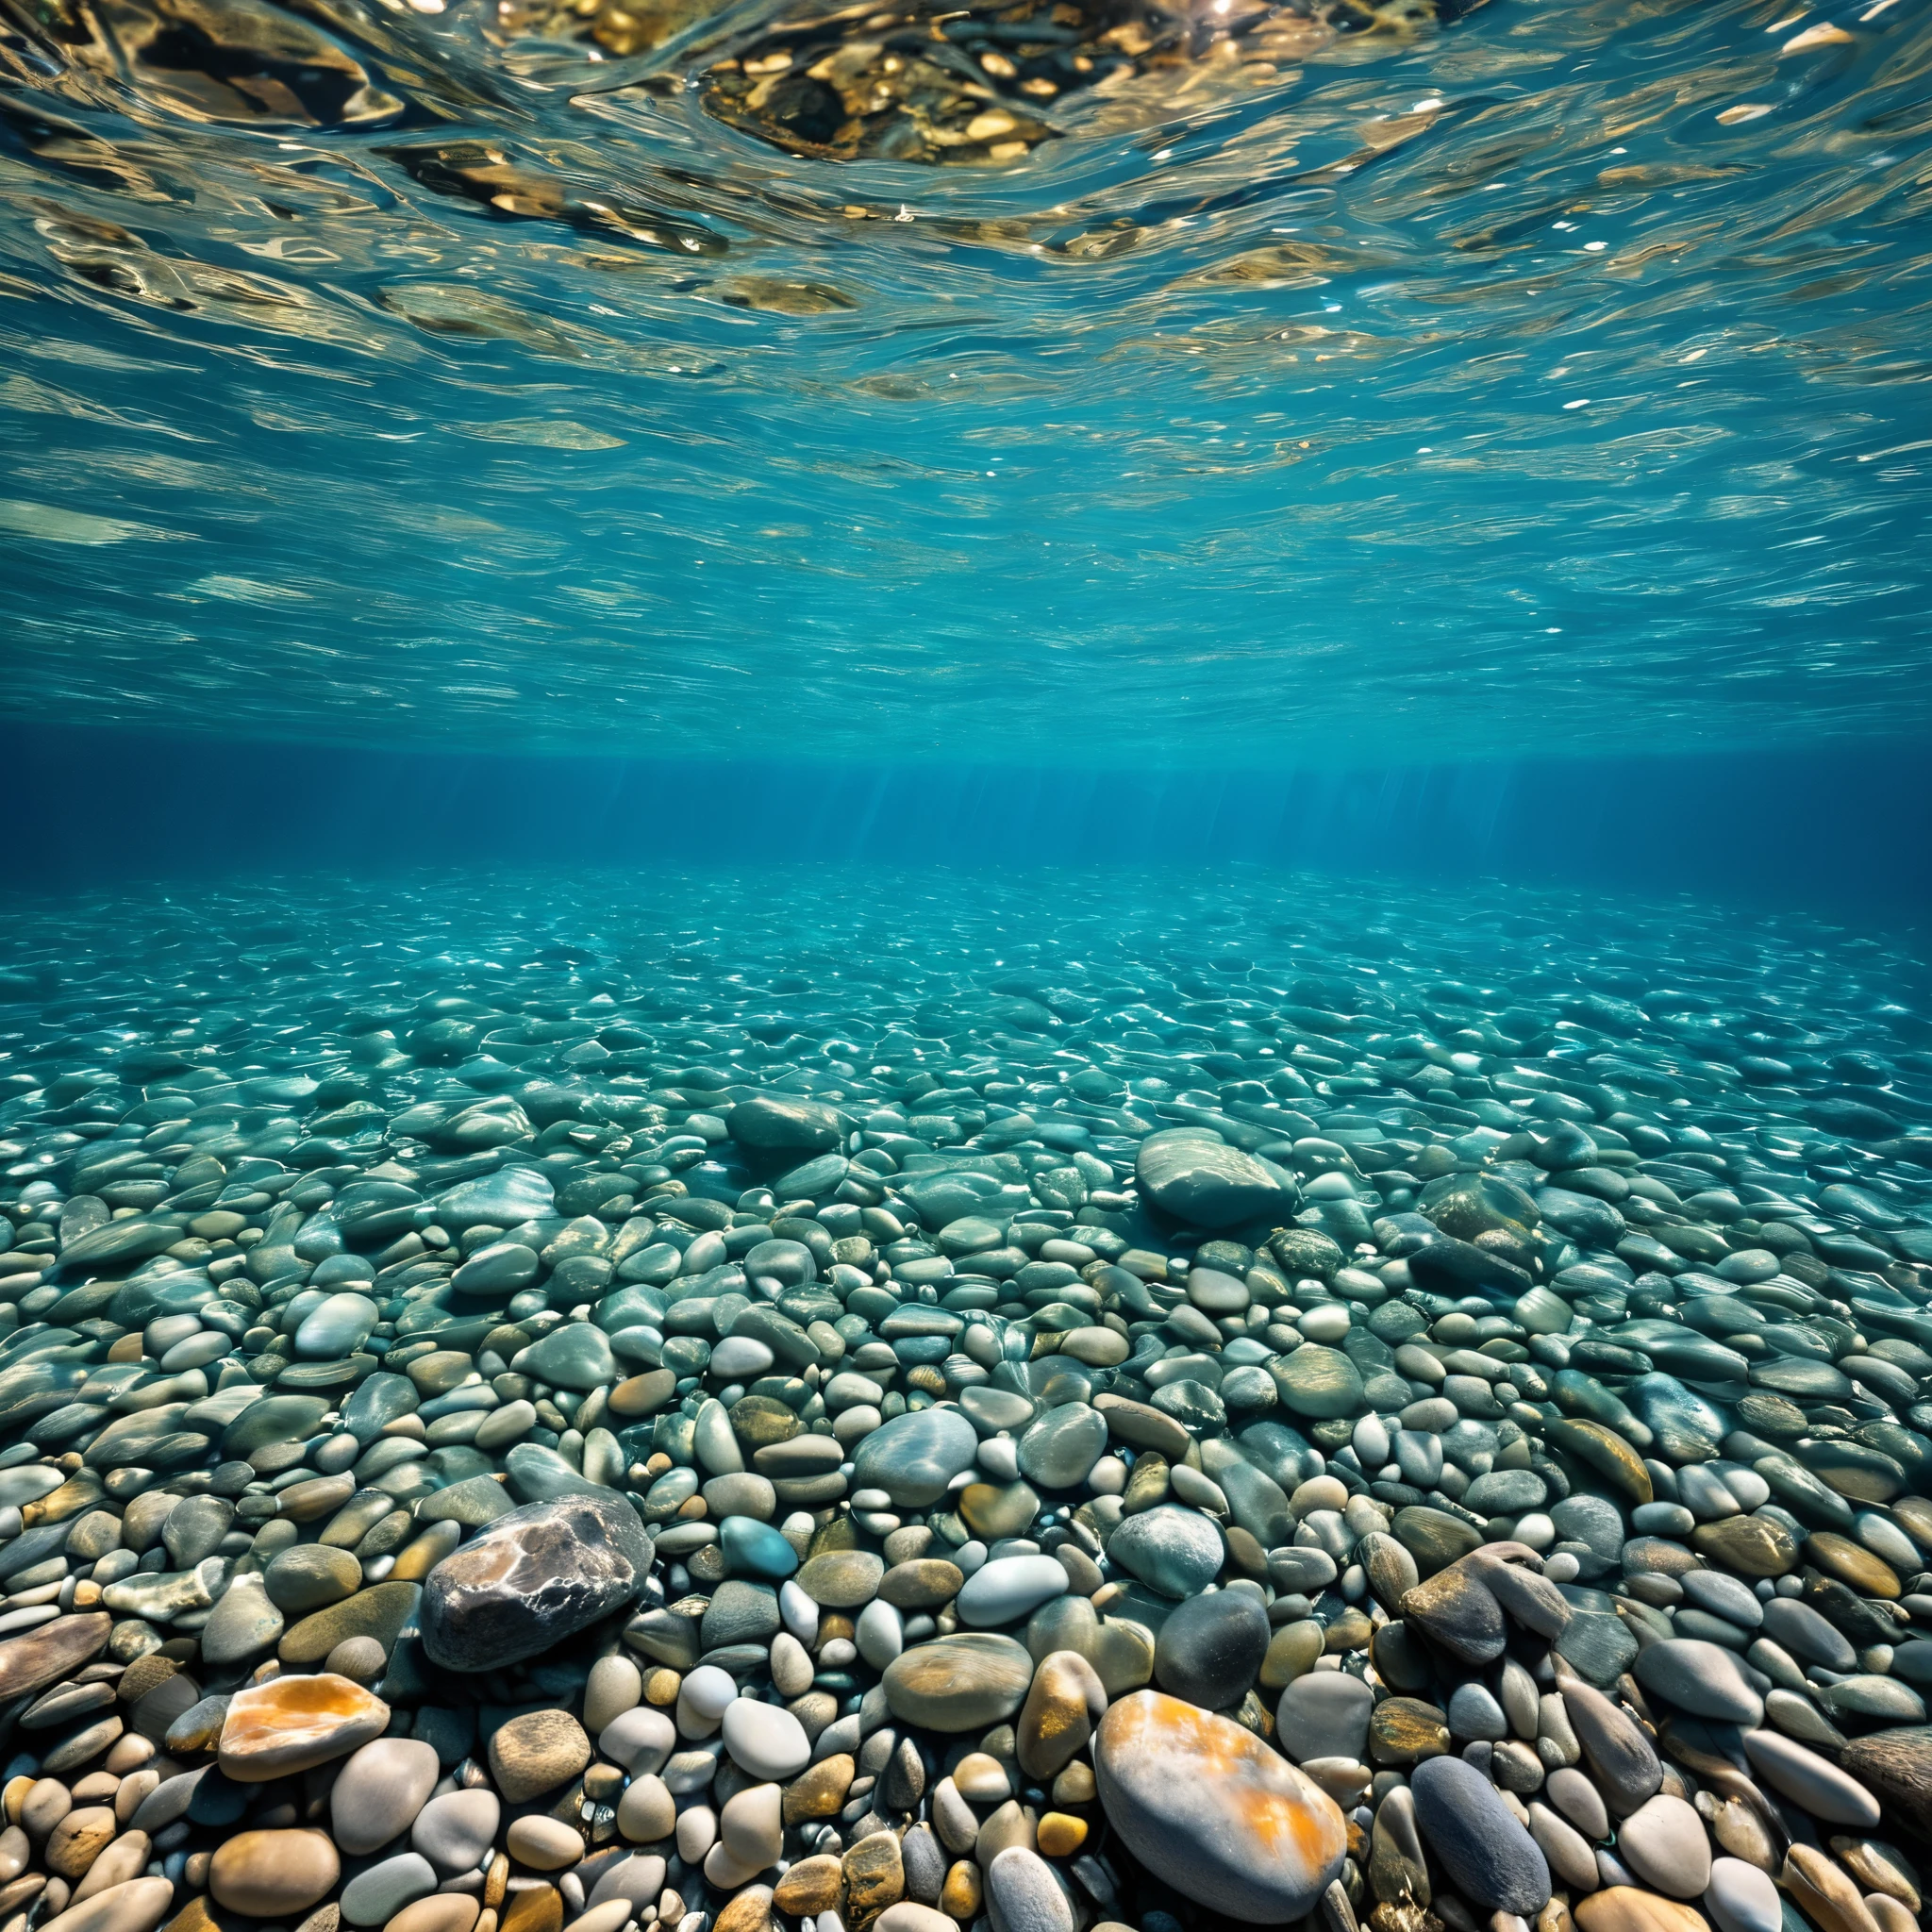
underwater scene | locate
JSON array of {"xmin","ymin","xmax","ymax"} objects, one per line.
[{"xmin": 2, "ymin": 0, "xmax": 1932, "ymax": 1924}]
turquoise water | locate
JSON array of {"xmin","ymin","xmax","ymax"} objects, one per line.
[
  {"xmin": 2, "ymin": 13, "xmax": 1932, "ymax": 1929},
  {"xmin": 2, "ymin": 0, "xmax": 1931, "ymax": 760}
]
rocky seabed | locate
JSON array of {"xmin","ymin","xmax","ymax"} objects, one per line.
[{"xmin": 0, "ymin": 875, "xmax": 1924, "ymax": 1932}]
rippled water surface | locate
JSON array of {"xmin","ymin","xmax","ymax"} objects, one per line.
[{"xmin": 3, "ymin": 0, "xmax": 1931, "ymax": 755}]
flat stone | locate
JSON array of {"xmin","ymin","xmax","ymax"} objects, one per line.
[
  {"xmin": 796, "ymin": 1551, "xmax": 885, "ymax": 1609},
  {"xmin": 421, "ymin": 1492, "xmax": 652, "ymax": 1672},
  {"xmin": 516, "ymin": 1324, "xmax": 615, "ymax": 1392},
  {"xmin": 1634, "ymin": 1641, "xmax": 1764, "ymax": 1725},
  {"xmin": 1740, "ymin": 1729, "xmax": 1880, "ymax": 1827},
  {"xmin": 958, "ymin": 1557, "xmax": 1069, "ymax": 1629},
  {"xmin": 1575, "ymin": 1890, "xmax": 1714, "ymax": 1932},
  {"xmin": 1271, "ymin": 1346, "xmax": 1365, "ymax": 1422},
  {"xmin": 40, "ymin": 1878, "xmax": 176, "ymax": 1932},
  {"xmin": 1017, "ymin": 1405, "xmax": 1107, "ymax": 1491},
  {"xmin": 279, "ymin": 1580, "xmax": 419, "ymax": 1666},
  {"xmin": 218, "ymin": 1674, "xmax": 390, "ymax": 1782},
  {"xmin": 0, "ymin": 1614, "xmax": 109, "ymax": 1704},
  {"xmin": 731, "ymin": 1095, "xmax": 842, "ymax": 1157},
  {"xmin": 883, "ymin": 1634, "xmax": 1036, "ymax": 1732},
  {"xmin": 341, "ymin": 1853, "xmax": 437, "ymax": 1927},
  {"xmin": 1136, "ymin": 1131, "xmax": 1298, "ymax": 1231},
  {"xmin": 265, "ymin": 1543, "xmax": 362, "ymax": 1615},
  {"xmin": 852, "ymin": 1408, "xmax": 980, "ymax": 1507},
  {"xmin": 1093, "ymin": 1690, "xmax": 1346, "ymax": 1921}
]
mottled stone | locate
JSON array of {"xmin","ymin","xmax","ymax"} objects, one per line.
[
  {"xmin": 218, "ymin": 1674, "xmax": 389, "ymax": 1782},
  {"xmin": 1094, "ymin": 1690, "xmax": 1346, "ymax": 1922},
  {"xmin": 421, "ymin": 1493, "xmax": 652, "ymax": 1672}
]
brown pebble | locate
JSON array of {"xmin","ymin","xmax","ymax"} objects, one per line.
[
  {"xmin": 843, "ymin": 1831, "xmax": 906, "ymax": 1918},
  {"xmin": 498, "ymin": 1885, "xmax": 561, "ymax": 1932},
  {"xmin": 774, "ymin": 1856, "xmax": 844, "ymax": 1916},
  {"xmin": 712, "ymin": 1886, "xmax": 774, "ymax": 1932}
]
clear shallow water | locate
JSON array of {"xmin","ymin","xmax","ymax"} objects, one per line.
[{"xmin": 4, "ymin": 0, "xmax": 1932, "ymax": 757}]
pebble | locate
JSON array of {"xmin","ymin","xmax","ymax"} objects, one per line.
[
  {"xmin": 209, "ymin": 1828, "xmax": 341, "ymax": 1915},
  {"xmin": 1633, "ymin": 1641, "xmax": 1764, "ymax": 1725},
  {"xmin": 331, "ymin": 1738, "xmax": 441, "ymax": 1855},
  {"xmin": 218, "ymin": 1674, "xmax": 391, "ymax": 1781},
  {"xmin": 1705, "ymin": 1858, "xmax": 1782, "ymax": 1932},
  {"xmin": 1617, "ymin": 1793, "xmax": 1712, "ymax": 1898}
]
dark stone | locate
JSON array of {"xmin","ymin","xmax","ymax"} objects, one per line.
[
  {"xmin": 420, "ymin": 1492, "xmax": 653, "ymax": 1672},
  {"xmin": 1152, "ymin": 1591, "xmax": 1270, "ymax": 1710},
  {"xmin": 1409, "ymin": 1754, "xmax": 1552, "ymax": 1914}
]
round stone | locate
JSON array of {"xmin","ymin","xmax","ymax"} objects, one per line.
[
  {"xmin": 265, "ymin": 1543, "xmax": 362, "ymax": 1615},
  {"xmin": 413, "ymin": 1790, "xmax": 502, "ymax": 1874},
  {"xmin": 1615, "ymin": 1793, "xmax": 1711, "ymax": 1899},
  {"xmin": 1154, "ymin": 1591, "xmax": 1269, "ymax": 1711},
  {"xmin": 796, "ymin": 1551, "xmax": 886, "ymax": 1608},
  {"xmin": 1276, "ymin": 1672, "xmax": 1374, "ymax": 1766},
  {"xmin": 209, "ymin": 1829, "xmax": 341, "ymax": 1915},
  {"xmin": 1705, "ymin": 1859, "xmax": 1781, "ymax": 1932},
  {"xmin": 722, "ymin": 1700, "xmax": 810, "ymax": 1780},
  {"xmin": 489, "ymin": 1710, "xmax": 591, "ymax": 1804}
]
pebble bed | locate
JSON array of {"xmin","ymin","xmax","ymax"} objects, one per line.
[{"xmin": 0, "ymin": 873, "xmax": 1926, "ymax": 1932}]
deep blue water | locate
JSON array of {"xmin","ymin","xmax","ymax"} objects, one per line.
[{"xmin": 2, "ymin": 728, "xmax": 1926, "ymax": 929}]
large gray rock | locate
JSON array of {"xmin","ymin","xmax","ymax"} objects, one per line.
[
  {"xmin": 1135, "ymin": 1130, "xmax": 1298, "ymax": 1231},
  {"xmin": 420, "ymin": 1493, "xmax": 653, "ymax": 1672}
]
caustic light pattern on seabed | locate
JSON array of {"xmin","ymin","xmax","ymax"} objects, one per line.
[{"xmin": 0, "ymin": 872, "xmax": 1924, "ymax": 1932}]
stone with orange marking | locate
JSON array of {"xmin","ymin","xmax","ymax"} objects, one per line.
[
  {"xmin": 216, "ymin": 1673, "xmax": 389, "ymax": 1782},
  {"xmin": 1093, "ymin": 1690, "xmax": 1347, "ymax": 1922}
]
